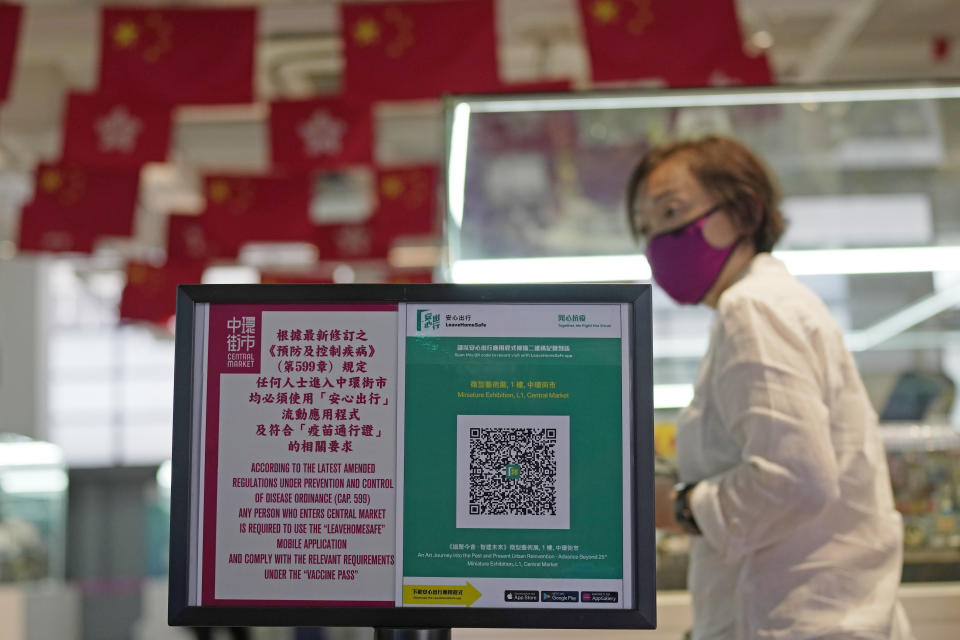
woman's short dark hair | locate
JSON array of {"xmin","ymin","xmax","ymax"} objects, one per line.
[{"xmin": 625, "ymin": 136, "xmax": 785, "ymax": 252}]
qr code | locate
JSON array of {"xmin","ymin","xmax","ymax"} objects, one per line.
[
  {"xmin": 468, "ymin": 427, "xmax": 558, "ymax": 516},
  {"xmin": 456, "ymin": 415, "xmax": 570, "ymax": 530}
]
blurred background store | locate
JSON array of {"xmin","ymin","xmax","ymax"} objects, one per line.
[{"xmin": 2, "ymin": 0, "xmax": 960, "ymax": 638}]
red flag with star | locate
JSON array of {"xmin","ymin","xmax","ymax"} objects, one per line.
[
  {"xmin": 341, "ymin": 0, "xmax": 501, "ymax": 100},
  {"xmin": 0, "ymin": 4, "xmax": 22, "ymax": 102},
  {"xmin": 62, "ymin": 92, "xmax": 173, "ymax": 168},
  {"xmin": 577, "ymin": 0, "xmax": 771, "ymax": 87},
  {"xmin": 202, "ymin": 173, "xmax": 313, "ymax": 250},
  {"xmin": 313, "ymin": 166, "xmax": 439, "ymax": 261},
  {"xmin": 98, "ymin": 7, "xmax": 256, "ymax": 105},
  {"xmin": 30, "ymin": 163, "xmax": 140, "ymax": 237},
  {"xmin": 17, "ymin": 201, "xmax": 96, "ymax": 254},
  {"xmin": 119, "ymin": 260, "xmax": 204, "ymax": 327},
  {"xmin": 269, "ymin": 98, "xmax": 373, "ymax": 171},
  {"xmin": 684, "ymin": 45, "xmax": 772, "ymax": 87},
  {"xmin": 313, "ymin": 222, "xmax": 388, "ymax": 261},
  {"xmin": 166, "ymin": 213, "xmax": 232, "ymax": 262},
  {"xmin": 372, "ymin": 165, "xmax": 439, "ymax": 238}
]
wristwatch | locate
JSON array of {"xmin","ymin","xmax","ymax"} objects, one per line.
[{"xmin": 673, "ymin": 482, "xmax": 702, "ymax": 535}]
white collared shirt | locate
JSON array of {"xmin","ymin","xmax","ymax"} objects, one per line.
[{"xmin": 677, "ymin": 253, "xmax": 911, "ymax": 639}]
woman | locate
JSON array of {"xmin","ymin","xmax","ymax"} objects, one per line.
[{"xmin": 628, "ymin": 136, "xmax": 912, "ymax": 639}]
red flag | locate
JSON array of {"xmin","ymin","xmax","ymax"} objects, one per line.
[
  {"xmin": 119, "ymin": 260, "xmax": 204, "ymax": 326},
  {"xmin": 372, "ymin": 165, "xmax": 439, "ymax": 237},
  {"xmin": 62, "ymin": 92, "xmax": 172, "ymax": 168},
  {"xmin": 314, "ymin": 222, "xmax": 388, "ymax": 261},
  {"xmin": 166, "ymin": 213, "xmax": 233, "ymax": 262},
  {"xmin": 577, "ymin": 0, "xmax": 771, "ymax": 87},
  {"xmin": 674, "ymin": 40, "xmax": 772, "ymax": 88},
  {"xmin": 98, "ymin": 7, "xmax": 256, "ymax": 105},
  {"xmin": 202, "ymin": 173, "xmax": 313, "ymax": 249},
  {"xmin": 16, "ymin": 201, "xmax": 95, "ymax": 254},
  {"xmin": 31, "ymin": 163, "xmax": 140, "ymax": 237},
  {"xmin": 269, "ymin": 98, "xmax": 373, "ymax": 170},
  {"xmin": 313, "ymin": 166, "xmax": 438, "ymax": 261},
  {"xmin": 0, "ymin": 4, "xmax": 22, "ymax": 102},
  {"xmin": 341, "ymin": 0, "xmax": 500, "ymax": 100}
]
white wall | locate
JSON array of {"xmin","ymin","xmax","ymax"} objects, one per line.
[{"xmin": 0, "ymin": 257, "xmax": 50, "ymax": 440}]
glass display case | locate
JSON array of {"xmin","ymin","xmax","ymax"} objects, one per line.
[
  {"xmin": 445, "ymin": 82, "xmax": 960, "ymax": 587},
  {"xmin": 651, "ymin": 423, "xmax": 960, "ymax": 588},
  {"xmin": 0, "ymin": 433, "xmax": 68, "ymax": 582},
  {"xmin": 443, "ymin": 82, "xmax": 960, "ymax": 419},
  {"xmin": 886, "ymin": 424, "xmax": 960, "ymax": 581}
]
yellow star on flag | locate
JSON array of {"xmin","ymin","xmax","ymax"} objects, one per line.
[
  {"xmin": 113, "ymin": 20, "xmax": 140, "ymax": 48},
  {"xmin": 353, "ymin": 18, "xmax": 381, "ymax": 46},
  {"xmin": 128, "ymin": 264, "xmax": 148, "ymax": 285},
  {"xmin": 40, "ymin": 169, "xmax": 63, "ymax": 193},
  {"xmin": 380, "ymin": 175, "xmax": 405, "ymax": 199},
  {"xmin": 208, "ymin": 180, "xmax": 231, "ymax": 203},
  {"xmin": 592, "ymin": 0, "xmax": 619, "ymax": 23}
]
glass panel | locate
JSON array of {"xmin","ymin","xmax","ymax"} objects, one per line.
[
  {"xmin": 446, "ymin": 84, "xmax": 960, "ymax": 585},
  {"xmin": 445, "ymin": 83, "xmax": 960, "ymax": 412}
]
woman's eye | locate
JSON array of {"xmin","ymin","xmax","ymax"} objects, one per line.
[{"xmin": 663, "ymin": 207, "xmax": 677, "ymax": 219}]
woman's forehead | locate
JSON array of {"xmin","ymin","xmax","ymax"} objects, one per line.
[
  {"xmin": 635, "ymin": 157, "xmax": 698, "ymax": 213},
  {"xmin": 643, "ymin": 156, "xmax": 697, "ymax": 196}
]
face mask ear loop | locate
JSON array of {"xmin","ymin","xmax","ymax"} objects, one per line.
[{"xmin": 693, "ymin": 236, "xmax": 744, "ymax": 304}]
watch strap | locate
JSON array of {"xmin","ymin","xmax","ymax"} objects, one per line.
[{"xmin": 673, "ymin": 481, "xmax": 702, "ymax": 535}]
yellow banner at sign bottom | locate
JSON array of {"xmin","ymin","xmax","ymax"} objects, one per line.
[{"xmin": 403, "ymin": 582, "xmax": 482, "ymax": 607}]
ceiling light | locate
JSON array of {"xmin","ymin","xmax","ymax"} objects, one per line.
[
  {"xmin": 447, "ymin": 102, "xmax": 471, "ymax": 228},
  {"xmin": 451, "ymin": 246, "xmax": 960, "ymax": 284},
  {"xmin": 459, "ymin": 84, "xmax": 960, "ymax": 114},
  {"xmin": 451, "ymin": 254, "xmax": 651, "ymax": 284},
  {"xmin": 776, "ymin": 246, "xmax": 960, "ymax": 276}
]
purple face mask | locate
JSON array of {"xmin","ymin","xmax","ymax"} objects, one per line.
[{"xmin": 645, "ymin": 205, "xmax": 737, "ymax": 305}]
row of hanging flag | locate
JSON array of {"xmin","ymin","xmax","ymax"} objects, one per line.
[
  {"xmin": 0, "ymin": 0, "xmax": 771, "ymax": 327},
  {"xmin": 0, "ymin": 1, "xmax": 771, "ymax": 105},
  {"xmin": 20, "ymin": 164, "xmax": 438, "ymax": 257},
  {"xmin": 23, "ymin": 162, "xmax": 439, "ymax": 325}
]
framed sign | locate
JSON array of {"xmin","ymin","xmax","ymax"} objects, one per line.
[{"xmin": 168, "ymin": 284, "xmax": 655, "ymax": 629}]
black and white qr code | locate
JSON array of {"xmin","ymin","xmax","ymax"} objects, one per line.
[
  {"xmin": 468, "ymin": 427, "xmax": 558, "ymax": 517},
  {"xmin": 456, "ymin": 415, "xmax": 570, "ymax": 529}
]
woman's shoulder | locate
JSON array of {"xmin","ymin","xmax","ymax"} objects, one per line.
[{"xmin": 715, "ymin": 254, "xmax": 835, "ymax": 341}]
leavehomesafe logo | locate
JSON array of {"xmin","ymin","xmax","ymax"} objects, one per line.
[
  {"xmin": 416, "ymin": 309, "xmax": 488, "ymax": 331},
  {"xmin": 416, "ymin": 309, "xmax": 441, "ymax": 331}
]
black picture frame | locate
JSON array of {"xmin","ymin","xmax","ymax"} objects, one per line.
[{"xmin": 169, "ymin": 283, "xmax": 655, "ymax": 629}]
